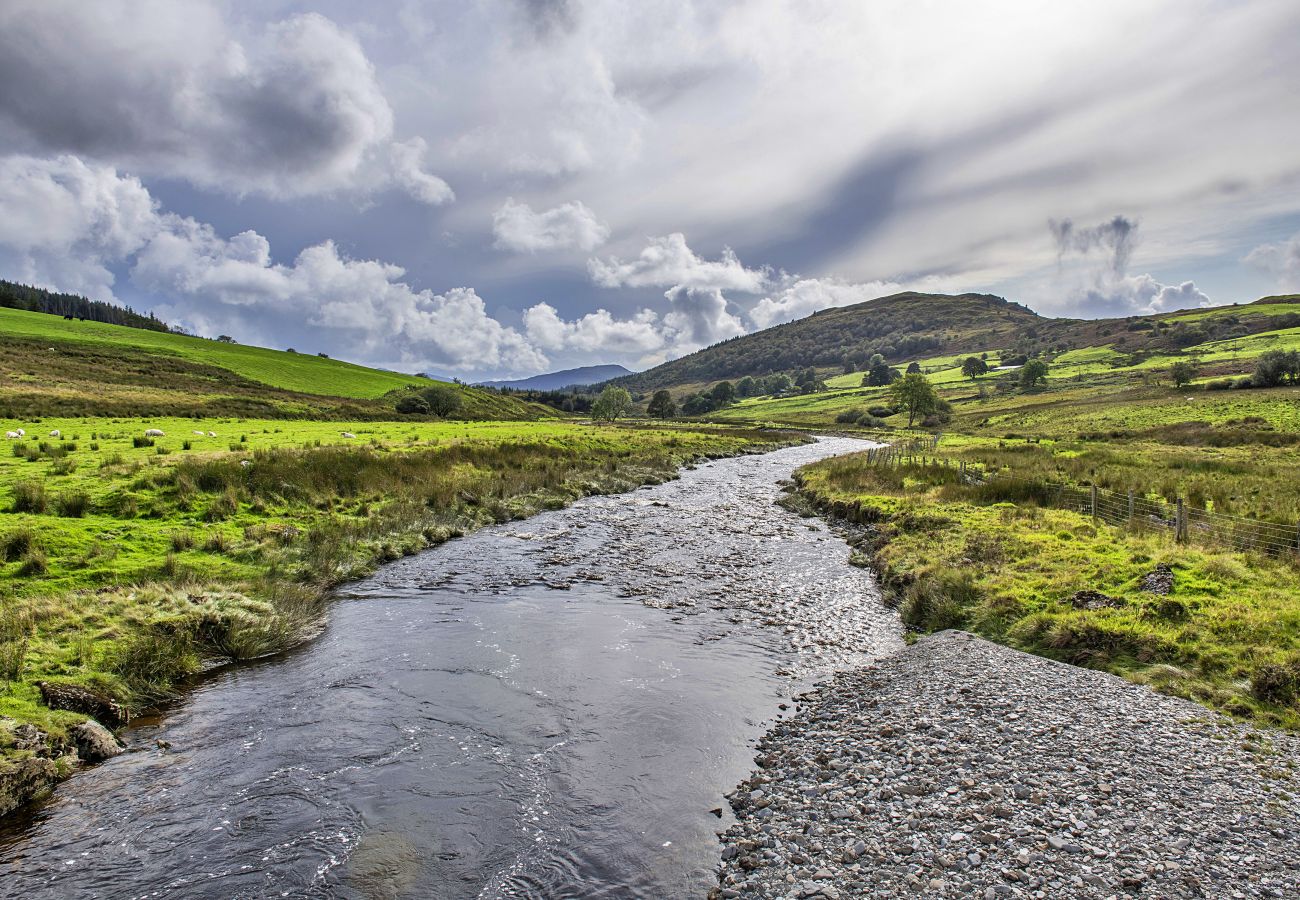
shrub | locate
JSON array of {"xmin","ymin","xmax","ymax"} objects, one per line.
[
  {"xmin": 170, "ymin": 529, "xmax": 196, "ymax": 552},
  {"xmin": 204, "ymin": 530, "xmax": 232, "ymax": 553},
  {"xmin": 867, "ymin": 406, "xmax": 894, "ymax": 419},
  {"xmin": 11, "ymin": 479, "xmax": 47, "ymax": 513},
  {"xmin": 1205, "ymin": 378, "xmax": 1234, "ymax": 392},
  {"xmin": 54, "ymin": 490, "xmax": 91, "ymax": 517},
  {"xmin": 133, "ymin": 436, "xmax": 154, "ymax": 448},
  {"xmin": 205, "ymin": 488, "xmax": 240, "ymax": 522},
  {"xmin": 835, "ymin": 409, "xmax": 863, "ymax": 424},
  {"xmin": 0, "ymin": 608, "xmax": 31, "ymax": 682}
]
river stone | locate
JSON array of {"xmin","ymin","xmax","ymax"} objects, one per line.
[
  {"xmin": 37, "ymin": 681, "xmax": 129, "ymax": 728},
  {"xmin": 71, "ymin": 720, "xmax": 123, "ymax": 762}
]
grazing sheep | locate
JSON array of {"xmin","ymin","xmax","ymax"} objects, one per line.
[
  {"xmin": 240, "ymin": 460, "xmax": 251, "ymax": 467},
  {"xmin": 49, "ymin": 429, "xmax": 61, "ymax": 438},
  {"xmin": 144, "ymin": 428, "xmax": 165, "ymax": 437},
  {"xmin": 4, "ymin": 432, "xmax": 18, "ymax": 440},
  {"xmin": 207, "ymin": 431, "xmax": 217, "ymax": 437},
  {"xmin": 15, "ymin": 428, "xmax": 24, "ymax": 436},
  {"xmin": 340, "ymin": 431, "xmax": 356, "ymax": 439},
  {"xmin": 193, "ymin": 430, "xmax": 206, "ymax": 436}
]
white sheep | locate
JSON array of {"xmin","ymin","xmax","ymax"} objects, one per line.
[
  {"xmin": 340, "ymin": 432, "xmax": 357, "ymax": 439},
  {"xmin": 193, "ymin": 430, "xmax": 206, "ymax": 436},
  {"xmin": 15, "ymin": 428, "xmax": 24, "ymax": 436},
  {"xmin": 207, "ymin": 431, "xmax": 217, "ymax": 437},
  {"xmin": 49, "ymin": 429, "xmax": 61, "ymax": 438},
  {"xmin": 240, "ymin": 460, "xmax": 252, "ymax": 467},
  {"xmin": 144, "ymin": 428, "xmax": 165, "ymax": 437},
  {"xmin": 4, "ymin": 431, "xmax": 18, "ymax": 440}
]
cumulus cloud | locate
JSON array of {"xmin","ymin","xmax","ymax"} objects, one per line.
[
  {"xmin": 524, "ymin": 302, "xmax": 662, "ymax": 355},
  {"xmin": 588, "ymin": 233, "xmax": 768, "ymax": 292},
  {"xmin": 0, "ymin": 153, "xmax": 542, "ymax": 374},
  {"xmin": 1048, "ymin": 216, "xmax": 1210, "ymax": 315},
  {"xmin": 493, "ymin": 199, "xmax": 609, "ymax": 253},
  {"xmin": 0, "ymin": 2, "xmax": 451, "ymax": 204},
  {"xmin": 748, "ymin": 277, "xmax": 904, "ymax": 329},
  {"xmin": 1244, "ymin": 233, "xmax": 1300, "ymax": 291},
  {"xmin": 662, "ymin": 286, "xmax": 746, "ymax": 348}
]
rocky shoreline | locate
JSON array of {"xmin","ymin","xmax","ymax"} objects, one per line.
[{"xmin": 714, "ymin": 631, "xmax": 1300, "ymax": 898}]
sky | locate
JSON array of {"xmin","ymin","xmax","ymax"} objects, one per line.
[{"xmin": 1, "ymin": 1, "xmax": 1298, "ymax": 380}]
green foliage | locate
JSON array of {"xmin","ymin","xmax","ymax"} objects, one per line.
[
  {"xmin": 961, "ymin": 356, "xmax": 989, "ymax": 378},
  {"xmin": 890, "ymin": 372, "xmax": 939, "ymax": 427},
  {"xmin": 647, "ymin": 390, "xmax": 678, "ymax": 419},
  {"xmin": 1019, "ymin": 358, "xmax": 1049, "ymax": 390},
  {"xmin": 1170, "ymin": 359, "xmax": 1199, "ymax": 388},
  {"xmin": 1252, "ymin": 349, "xmax": 1300, "ymax": 387},
  {"xmin": 591, "ymin": 386, "xmax": 633, "ymax": 422},
  {"xmin": 11, "ymin": 479, "xmax": 46, "ymax": 513}
]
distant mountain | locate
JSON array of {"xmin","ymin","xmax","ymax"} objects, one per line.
[{"xmin": 481, "ymin": 364, "xmax": 633, "ymax": 391}]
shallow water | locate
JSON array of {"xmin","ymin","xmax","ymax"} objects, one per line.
[{"xmin": 0, "ymin": 437, "xmax": 901, "ymax": 899}]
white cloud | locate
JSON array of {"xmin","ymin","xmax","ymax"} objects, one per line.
[
  {"xmin": 748, "ymin": 277, "xmax": 904, "ymax": 329},
  {"xmin": 588, "ymin": 233, "xmax": 767, "ymax": 292},
  {"xmin": 0, "ymin": 153, "xmax": 542, "ymax": 375},
  {"xmin": 493, "ymin": 198, "xmax": 609, "ymax": 253},
  {"xmin": 524, "ymin": 302, "xmax": 663, "ymax": 356},
  {"xmin": 0, "ymin": 2, "xmax": 451, "ymax": 205},
  {"xmin": 662, "ymin": 285, "xmax": 745, "ymax": 349},
  {"xmin": 1245, "ymin": 234, "xmax": 1300, "ymax": 291}
]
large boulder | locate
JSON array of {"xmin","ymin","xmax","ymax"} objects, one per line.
[{"xmin": 71, "ymin": 720, "xmax": 124, "ymax": 762}]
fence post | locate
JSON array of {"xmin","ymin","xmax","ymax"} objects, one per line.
[
  {"xmin": 1176, "ymin": 498, "xmax": 1188, "ymax": 543},
  {"xmin": 1090, "ymin": 485, "xmax": 1098, "ymax": 520},
  {"xmin": 1128, "ymin": 489, "xmax": 1135, "ymax": 525},
  {"xmin": 1295, "ymin": 520, "xmax": 1300, "ymax": 554}
]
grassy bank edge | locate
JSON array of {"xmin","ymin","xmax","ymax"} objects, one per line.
[
  {"xmin": 0, "ymin": 426, "xmax": 807, "ymax": 819},
  {"xmin": 785, "ymin": 455, "xmax": 1300, "ymax": 732}
]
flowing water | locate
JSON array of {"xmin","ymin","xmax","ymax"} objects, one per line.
[{"xmin": 0, "ymin": 437, "xmax": 901, "ymax": 899}]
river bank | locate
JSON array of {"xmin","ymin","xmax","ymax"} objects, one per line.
[
  {"xmin": 714, "ymin": 630, "xmax": 1300, "ymax": 899},
  {"xmin": 0, "ymin": 422, "xmax": 804, "ymax": 822}
]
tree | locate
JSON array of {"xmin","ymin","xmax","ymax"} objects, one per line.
[
  {"xmin": 863, "ymin": 362, "xmax": 901, "ymax": 387},
  {"xmin": 1170, "ymin": 359, "xmax": 1199, "ymax": 388},
  {"xmin": 764, "ymin": 373, "xmax": 795, "ymax": 395},
  {"xmin": 906, "ymin": 361, "xmax": 922, "ymax": 374},
  {"xmin": 647, "ymin": 390, "xmax": 677, "ymax": 419},
  {"xmin": 710, "ymin": 380, "xmax": 737, "ymax": 405},
  {"xmin": 735, "ymin": 376, "xmax": 759, "ymax": 398},
  {"xmin": 681, "ymin": 393, "xmax": 716, "ymax": 416},
  {"xmin": 423, "ymin": 384, "xmax": 465, "ymax": 417},
  {"xmin": 1252, "ymin": 350, "xmax": 1300, "ymax": 387},
  {"xmin": 890, "ymin": 372, "xmax": 939, "ymax": 427},
  {"xmin": 395, "ymin": 394, "xmax": 431, "ymax": 414},
  {"xmin": 1019, "ymin": 359, "xmax": 1049, "ymax": 390},
  {"xmin": 216, "ymin": 334, "xmax": 236, "ymax": 344},
  {"xmin": 961, "ymin": 356, "xmax": 988, "ymax": 379},
  {"xmin": 592, "ymin": 386, "xmax": 633, "ymax": 422}
]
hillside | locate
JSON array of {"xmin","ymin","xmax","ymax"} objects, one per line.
[
  {"xmin": 481, "ymin": 363, "xmax": 633, "ymax": 391},
  {"xmin": 0, "ymin": 279, "xmax": 169, "ymax": 332},
  {"xmin": 0, "ymin": 306, "xmax": 553, "ymax": 421},
  {"xmin": 616, "ymin": 291, "xmax": 1300, "ymax": 394}
]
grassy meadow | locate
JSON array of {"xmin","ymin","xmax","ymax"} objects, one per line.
[
  {"xmin": 793, "ymin": 454, "xmax": 1300, "ymax": 727},
  {"xmin": 0, "ymin": 415, "xmax": 799, "ymax": 754}
]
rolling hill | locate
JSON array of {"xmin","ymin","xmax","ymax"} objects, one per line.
[
  {"xmin": 0, "ymin": 306, "xmax": 554, "ymax": 421},
  {"xmin": 614, "ymin": 291, "xmax": 1300, "ymax": 394},
  {"xmin": 480, "ymin": 364, "xmax": 633, "ymax": 391}
]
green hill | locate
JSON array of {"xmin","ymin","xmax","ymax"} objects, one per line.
[
  {"xmin": 0, "ymin": 306, "xmax": 553, "ymax": 421},
  {"xmin": 616, "ymin": 291, "xmax": 1300, "ymax": 395}
]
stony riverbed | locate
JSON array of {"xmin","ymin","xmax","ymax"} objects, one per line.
[{"xmin": 714, "ymin": 631, "xmax": 1300, "ymax": 899}]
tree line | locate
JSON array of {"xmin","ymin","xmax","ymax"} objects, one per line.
[{"xmin": 0, "ymin": 279, "xmax": 170, "ymax": 332}]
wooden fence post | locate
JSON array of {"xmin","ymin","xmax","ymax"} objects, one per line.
[
  {"xmin": 1090, "ymin": 485, "xmax": 1098, "ymax": 520},
  {"xmin": 1176, "ymin": 498, "xmax": 1188, "ymax": 543},
  {"xmin": 1128, "ymin": 489, "xmax": 1135, "ymax": 525}
]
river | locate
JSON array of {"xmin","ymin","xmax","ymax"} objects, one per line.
[{"xmin": 0, "ymin": 437, "xmax": 901, "ymax": 899}]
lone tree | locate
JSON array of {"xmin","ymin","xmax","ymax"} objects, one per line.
[
  {"xmin": 592, "ymin": 385, "xmax": 633, "ymax": 422},
  {"xmin": 890, "ymin": 372, "xmax": 939, "ymax": 427},
  {"xmin": 710, "ymin": 380, "xmax": 737, "ymax": 405},
  {"xmin": 396, "ymin": 383, "xmax": 464, "ymax": 417},
  {"xmin": 1019, "ymin": 359, "xmax": 1049, "ymax": 391},
  {"xmin": 906, "ymin": 361, "xmax": 922, "ymax": 374},
  {"xmin": 647, "ymin": 389, "xmax": 677, "ymax": 419},
  {"xmin": 863, "ymin": 361, "xmax": 901, "ymax": 387},
  {"xmin": 961, "ymin": 356, "xmax": 989, "ymax": 379},
  {"xmin": 1170, "ymin": 359, "xmax": 1199, "ymax": 389}
]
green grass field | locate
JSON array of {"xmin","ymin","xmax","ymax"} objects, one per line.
[{"xmin": 0, "ymin": 307, "xmax": 431, "ymax": 399}]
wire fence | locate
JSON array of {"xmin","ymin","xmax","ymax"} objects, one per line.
[{"xmin": 864, "ymin": 444, "xmax": 1300, "ymax": 557}]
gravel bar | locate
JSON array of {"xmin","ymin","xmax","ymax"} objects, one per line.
[{"xmin": 713, "ymin": 631, "xmax": 1300, "ymax": 899}]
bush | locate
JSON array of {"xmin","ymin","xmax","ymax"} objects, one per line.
[
  {"xmin": 835, "ymin": 410, "xmax": 863, "ymax": 424},
  {"xmin": 133, "ymin": 436, "xmax": 154, "ymax": 448},
  {"xmin": 11, "ymin": 479, "xmax": 46, "ymax": 513},
  {"xmin": 170, "ymin": 529, "xmax": 196, "ymax": 551},
  {"xmin": 54, "ymin": 490, "xmax": 91, "ymax": 517},
  {"xmin": 17, "ymin": 549, "xmax": 48, "ymax": 576},
  {"xmin": 1205, "ymin": 378, "xmax": 1234, "ymax": 391},
  {"xmin": 867, "ymin": 405, "xmax": 894, "ymax": 419}
]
